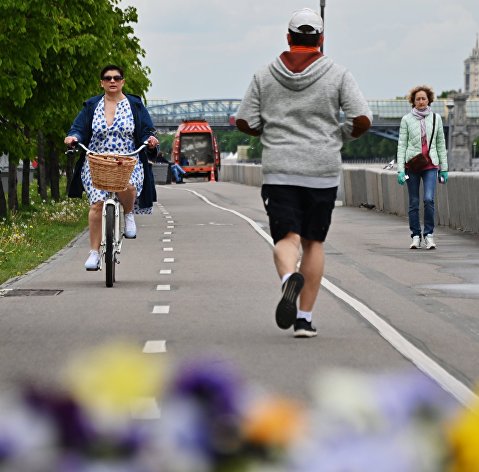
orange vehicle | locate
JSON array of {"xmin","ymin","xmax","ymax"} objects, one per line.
[{"xmin": 171, "ymin": 119, "xmax": 221, "ymax": 181}]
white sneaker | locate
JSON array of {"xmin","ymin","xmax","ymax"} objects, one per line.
[
  {"xmin": 424, "ymin": 234, "xmax": 436, "ymax": 250},
  {"xmin": 124, "ymin": 212, "xmax": 137, "ymax": 239},
  {"xmin": 410, "ymin": 235, "xmax": 421, "ymax": 249},
  {"xmin": 85, "ymin": 250, "xmax": 100, "ymax": 270}
]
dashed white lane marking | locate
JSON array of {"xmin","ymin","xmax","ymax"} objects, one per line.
[
  {"xmin": 167, "ymin": 225, "xmax": 174, "ymax": 229},
  {"xmin": 130, "ymin": 397, "xmax": 161, "ymax": 420},
  {"xmin": 184, "ymin": 188, "xmax": 478, "ymax": 409},
  {"xmin": 156, "ymin": 285, "xmax": 171, "ymax": 291},
  {"xmin": 143, "ymin": 340, "xmax": 167, "ymax": 353},
  {"xmin": 152, "ymin": 305, "xmax": 169, "ymax": 314},
  {"xmin": 167, "ymin": 220, "xmax": 174, "ymax": 223},
  {"xmin": 160, "ymin": 269, "xmax": 172, "ymax": 274},
  {"xmin": 162, "ymin": 238, "xmax": 171, "ymax": 242},
  {"xmin": 164, "ymin": 231, "xmax": 172, "ymax": 235},
  {"xmin": 163, "ymin": 247, "xmax": 173, "ymax": 252},
  {"xmin": 163, "ymin": 258, "xmax": 175, "ymax": 263}
]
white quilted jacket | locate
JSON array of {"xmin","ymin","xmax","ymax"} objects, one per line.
[{"xmin": 396, "ymin": 111, "xmax": 448, "ymax": 173}]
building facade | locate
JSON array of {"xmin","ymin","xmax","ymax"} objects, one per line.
[{"xmin": 464, "ymin": 34, "xmax": 479, "ymax": 97}]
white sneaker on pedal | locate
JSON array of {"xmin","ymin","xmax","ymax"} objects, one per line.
[
  {"xmin": 409, "ymin": 235, "xmax": 421, "ymax": 249},
  {"xmin": 85, "ymin": 250, "xmax": 100, "ymax": 270},
  {"xmin": 124, "ymin": 212, "xmax": 137, "ymax": 239},
  {"xmin": 424, "ymin": 234, "xmax": 436, "ymax": 250}
]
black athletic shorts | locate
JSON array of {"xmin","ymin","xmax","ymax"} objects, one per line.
[{"xmin": 261, "ymin": 184, "xmax": 338, "ymax": 244}]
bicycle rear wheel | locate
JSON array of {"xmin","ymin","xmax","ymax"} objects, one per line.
[{"xmin": 105, "ymin": 204, "xmax": 115, "ymax": 287}]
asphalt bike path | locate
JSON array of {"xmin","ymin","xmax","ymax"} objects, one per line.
[{"xmin": 0, "ymin": 181, "xmax": 478, "ymax": 410}]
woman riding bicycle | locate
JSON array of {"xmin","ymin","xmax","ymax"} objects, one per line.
[{"xmin": 65, "ymin": 65, "xmax": 159, "ymax": 270}]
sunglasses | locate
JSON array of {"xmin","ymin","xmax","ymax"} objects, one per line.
[{"xmin": 102, "ymin": 75, "xmax": 124, "ymax": 82}]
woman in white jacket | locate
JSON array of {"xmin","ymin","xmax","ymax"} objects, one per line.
[{"xmin": 396, "ymin": 85, "xmax": 448, "ymax": 249}]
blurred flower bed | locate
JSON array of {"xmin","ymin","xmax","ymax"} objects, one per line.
[{"xmin": 0, "ymin": 340, "xmax": 478, "ymax": 472}]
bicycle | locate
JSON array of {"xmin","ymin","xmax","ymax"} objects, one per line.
[{"xmin": 67, "ymin": 141, "xmax": 148, "ymax": 287}]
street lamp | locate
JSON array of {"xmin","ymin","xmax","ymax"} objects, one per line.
[{"xmin": 319, "ymin": 0, "xmax": 326, "ymax": 53}]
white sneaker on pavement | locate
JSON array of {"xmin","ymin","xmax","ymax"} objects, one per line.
[
  {"xmin": 410, "ymin": 235, "xmax": 421, "ymax": 249},
  {"xmin": 85, "ymin": 250, "xmax": 100, "ymax": 270},
  {"xmin": 424, "ymin": 234, "xmax": 436, "ymax": 250},
  {"xmin": 124, "ymin": 212, "xmax": 137, "ymax": 239}
]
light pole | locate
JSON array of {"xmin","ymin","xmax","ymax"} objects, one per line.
[
  {"xmin": 446, "ymin": 101, "xmax": 454, "ymax": 157},
  {"xmin": 319, "ymin": 0, "xmax": 326, "ymax": 53},
  {"xmin": 474, "ymin": 142, "xmax": 477, "ymax": 159}
]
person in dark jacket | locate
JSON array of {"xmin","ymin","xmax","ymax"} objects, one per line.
[{"xmin": 65, "ymin": 64, "xmax": 158, "ymax": 270}]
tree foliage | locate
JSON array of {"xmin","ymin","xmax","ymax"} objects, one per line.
[
  {"xmin": 341, "ymin": 133, "xmax": 397, "ymax": 160},
  {"xmin": 0, "ymin": 0, "xmax": 151, "ymax": 216}
]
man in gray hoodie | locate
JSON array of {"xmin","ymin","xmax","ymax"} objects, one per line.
[{"xmin": 236, "ymin": 7, "xmax": 372, "ymax": 338}]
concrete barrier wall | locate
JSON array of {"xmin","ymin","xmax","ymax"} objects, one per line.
[
  {"xmin": 221, "ymin": 163, "xmax": 345, "ymax": 202},
  {"xmin": 342, "ymin": 165, "xmax": 479, "ymax": 234},
  {"xmin": 221, "ymin": 163, "xmax": 479, "ymax": 234}
]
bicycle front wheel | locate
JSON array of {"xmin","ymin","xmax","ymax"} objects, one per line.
[{"xmin": 105, "ymin": 204, "xmax": 115, "ymax": 287}]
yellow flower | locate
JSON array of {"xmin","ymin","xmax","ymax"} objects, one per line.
[
  {"xmin": 242, "ymin": 395, "xmax": 305, "ymax": 448},
  {"xmin": 448, "ymin": 394, "xmax": 479, "ymax": 472},
  {"xmin": 63, "ymin": 340, "xmax": 166, "ymax": 416}
]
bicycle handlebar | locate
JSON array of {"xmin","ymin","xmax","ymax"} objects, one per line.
[{"xmin": 65, "ymin": 140, "xmax": 149, "ymax": 157}]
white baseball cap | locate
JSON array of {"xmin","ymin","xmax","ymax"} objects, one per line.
[{"xmin": 288, "ymin": 8, "xmax": 323, "ymax": 34}]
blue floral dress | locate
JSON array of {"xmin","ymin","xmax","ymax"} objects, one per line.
[{"xmin": 81, "ymin": 97, "xmax": 152, "ymax": 214}]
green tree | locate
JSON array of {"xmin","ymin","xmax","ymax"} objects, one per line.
[
  {"xmin": 437, "ymin": 90, "xmax": 458, "ymax": 99},
  {"xmin": 247, "ymin": 136, "xmax": 262, "ymax": 160},
  {"xmin": 0, "ymin": 0, "xmax": 151, "ymax": 216},
  {"xmin": 0, "ymin": 1, "xmax": 57, "ymax": 213},
  {"xmin": 157, "ymin": 133, "xmax": 175, "ymax": 156},
  {"xmin": 216, "ymin": 130, "xmax": 250, "ymax": 153}
]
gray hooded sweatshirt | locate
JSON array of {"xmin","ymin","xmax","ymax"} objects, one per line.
[{"xmin": 236, "ymin": 55, "xmax": 372, "ymax": 188}]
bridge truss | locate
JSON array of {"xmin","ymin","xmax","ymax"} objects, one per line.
[{"xmin": 147, "ymin": 99, "xmax": 242, "ymax": 131}]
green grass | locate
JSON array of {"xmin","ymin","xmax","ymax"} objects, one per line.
[{"xmin": 0, "ymin": 183, "xmax": 89, "ymax": 285}]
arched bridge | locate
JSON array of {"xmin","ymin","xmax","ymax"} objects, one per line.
[{"xmin": 147, "ymin": 99, "xmax": 241, "ymax": 131}]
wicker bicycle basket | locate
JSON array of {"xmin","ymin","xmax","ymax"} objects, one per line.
[{"xmin": 88, "ymin": 153, "xmax": 137, "ymax": 192}]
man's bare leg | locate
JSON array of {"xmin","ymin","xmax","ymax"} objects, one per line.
[
  {"xmin": 273, "ymin": 232, "xmax": 301, "ymax": 279},
  {"xmin": 298, "ymin": 239, "xmax": 324, "ymax": 312}
]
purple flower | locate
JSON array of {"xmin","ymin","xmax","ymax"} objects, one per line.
[{"xmin": 169, "ymin": 357, "xmax": 245, "ymax": 417}]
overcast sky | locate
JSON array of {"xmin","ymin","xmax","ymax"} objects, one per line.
[{"xmin": 120, "ymin": 0, "xmax": 479, "ymax": 103}]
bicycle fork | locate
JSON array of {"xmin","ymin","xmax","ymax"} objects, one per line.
[{"xmin": 99, "ymin": 198, "xmax": 124, "ymax": 270}]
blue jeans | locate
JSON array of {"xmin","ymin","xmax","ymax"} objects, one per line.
[
  {"xmin": 171, "ymin": 164, "xmax": 186, "ymax": 182},
  {"xmin": 406, "ymin": 168, "xmax": 438, "ymax": 238}
]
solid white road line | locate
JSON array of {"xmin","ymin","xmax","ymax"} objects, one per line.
[{"xmin": 184, "ymin": 188, "xmax": 478, "ymax": 409}]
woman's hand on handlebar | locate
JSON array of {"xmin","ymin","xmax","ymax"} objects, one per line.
[
  {"xmin": 64, "ymin": 136, "xmax": 78, "ymax": 147},
  {"xmin": 147, "ymin": 136, "xmax": 159, "ymax": 148}
]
